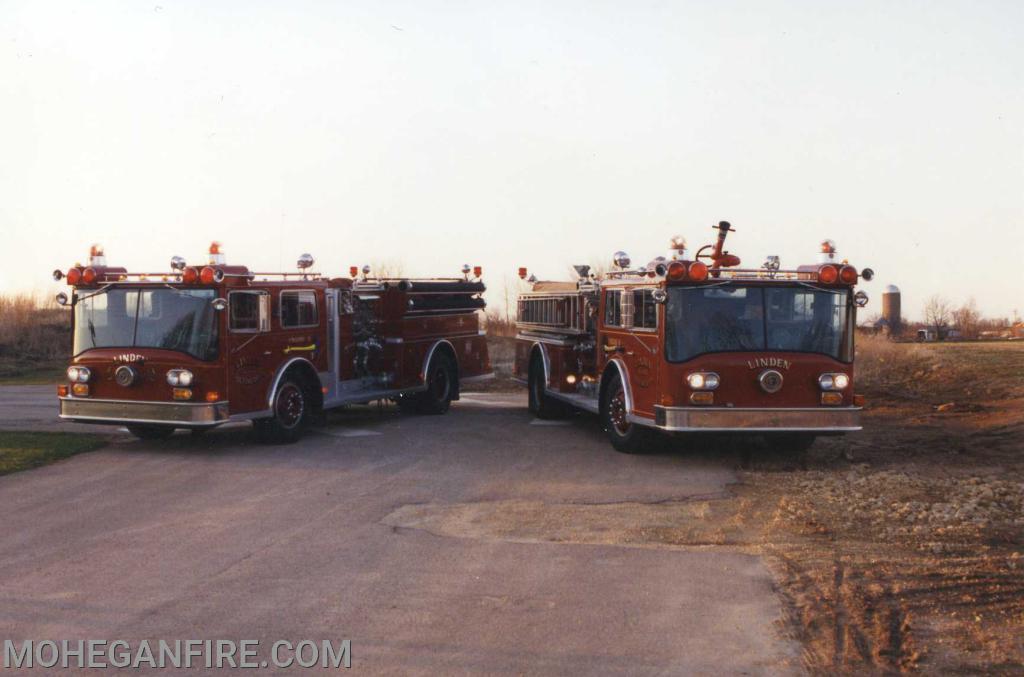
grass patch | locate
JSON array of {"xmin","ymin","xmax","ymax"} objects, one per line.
[
  {"xmin": 0, "ymin": 360, "xmax": 65, "ymax": 385},
  {"xmin": 0, "ymin": 431, "xmax": 107, "ymax": 476}
]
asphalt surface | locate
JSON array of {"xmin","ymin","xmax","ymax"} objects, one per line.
[{"xmin": 0, "ymin": 386, "xmax": 799, "ymax": 674}]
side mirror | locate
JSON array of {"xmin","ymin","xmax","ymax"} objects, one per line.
[
  {"xmin": 211, "ymin": 298, "xmax": 228, "ymax": 311},
  {"xmin": 860, "ymin": 267, "xmax": 875, "ymax": 281},
  {"xmin": 652, "ymin": 289, "xmax": 667, "ymax": 304},
  {"xmin": 55, "ymin": 292, "xmax": 69, "ymax": 306}
]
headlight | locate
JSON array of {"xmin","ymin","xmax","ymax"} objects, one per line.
[
  {"xmin": 687, "ymin": 372, "xmax": 720, "ymax": 390},
  {"xmin": 819, "ymin": 373, "xmax": 850, "ymax": 390},
  {"xmin": 66, "ymin": 366, "xmax": 91, "ymax": 383},
  {"xmin": 166, "ymin": 369, "xmax": 194, "ymax": 387}
]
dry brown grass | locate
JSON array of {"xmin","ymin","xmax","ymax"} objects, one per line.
[
  {"xmin": 0, "ymin": 293, "xmax": 69, "ymax": 382},
  {"xmin": 856, "ymin": 334, "xmax": 1024, "ymax": 405},
  {"xmin": 483, "ymin": 309, "xmax": 516, "ymax": 338}
]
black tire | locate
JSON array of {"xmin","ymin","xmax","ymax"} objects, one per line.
[
  {"xmin": 416, "ymin": 353, "xmax": 456, "ymax": 415},
  {"xmin": 256, "ymin": 377, "xmax": 311, "ymax": 444},
  {"xmin": 528, "ymin": 354, "xmax": 567, "ymax": 419},
  {"xmin": 600, "ymin": 371, "xmax": 651, "ymax": 454},
  {"xmin": 126, "ymin": 424, "xmax": 176, "ymax": 440}
]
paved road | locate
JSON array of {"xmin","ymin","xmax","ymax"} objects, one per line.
[{"xmin": 0, "ymin": 387, "xmax": 799, "ymax": 674}]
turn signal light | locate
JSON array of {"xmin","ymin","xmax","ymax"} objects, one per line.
[
  {"xmin": 853, "ymin": 394, "xmax": 866, "ymax": 407},
  {"xmin": 71, "ymin": 383, "xmax": 90, "ymax": 397},
  {"xmin": 821, "ymin": 392, "xmax": 843, "ymax": 405},
  {"xmin": 839, "ymin": 265, "xmax": 858, "ymax": 285},
  {"xmin": 690, "ymin": 391, "xmax": 714, "ymax": 405},
  {"xmin": 182, "ymin": 267, "xmax": 199, "ymax": 284},
  {"xmin": 57, "ymin": 384, "xmax": 69, "ymax": 397},
  {"xmin": 205, "ymin": 391, "xmax": 220, "ymax": 402},
  {"xmin": 66, "ymin": 268, "xmax": 82, "ymax": 285},
  {"xmin": 667, "ymin": 261, "xmax": 687, "ymax": 281},
  {"xmin": 82, "ymin": 267, "xmax": 97, "ymax": 284},
  {"xmin": 818, "ymin": 264, "xmax": 839, "ymax": 284},
  {"xmin": 172, "ymin": 387, "xmax": 193, "ymax": 401},
  {"xmin": 688, "ymin": 261, "xmax": 709, "ymax": 282}
]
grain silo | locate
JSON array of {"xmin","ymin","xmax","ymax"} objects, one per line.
[{"xmin": 882, "ymin": 285, "xmax": 901, "ymax": 333}]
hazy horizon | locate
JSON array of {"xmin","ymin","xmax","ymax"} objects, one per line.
[{"xmin": 2, "ymin": 0, "xmax": 1021, "ymax": 322}]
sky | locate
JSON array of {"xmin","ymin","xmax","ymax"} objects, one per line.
[{"xmin": 2, "ymin": 0, "xmax": 1022, "ymax": 322}]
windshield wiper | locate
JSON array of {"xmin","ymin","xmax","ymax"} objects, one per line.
[{"xmin": 76, "ymin": 284, "xmax": 114, "ymax": 303}]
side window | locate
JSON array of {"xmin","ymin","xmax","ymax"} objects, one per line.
[
  {"xmin": 230, "ymin": 292, "xmax": 269, "ymax": 332},
  {"xmin": 633, "ymin": 289, "xmax": 657, "ymax": 329},
  {"xmin": 604, "ymin": 291, "xmax": 622, "ymax": 327},
  {"xmin": 281, "ymin": 290, "xmax": 319, "ymax": 328}
]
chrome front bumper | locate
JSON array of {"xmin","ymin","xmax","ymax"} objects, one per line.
[
  {"xmin": 647, "ymin": 406, "xmax": 862, "ymax": 432},
  {"xmin": 59, "ymin": 397, "xmax": 230, "ymax": 428}
]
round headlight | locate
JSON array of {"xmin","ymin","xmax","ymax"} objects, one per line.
[
  {"xmin": 166, "ymin": 369, "xmax": 194, "ymax": 387},
  {"xmin": 67, "ymin": 366, "xmax": 91, "ymax": 383},
  {"xmin": 818, "ymin": 374, "xmax": 835, "ymax": 390},
  {"xmin": 833, "ymin": 373, "xmax": 850, "ymax": 390},
  {"xmin": 687, "ymin": 372, "xmax": 720, "ymax": 390}
]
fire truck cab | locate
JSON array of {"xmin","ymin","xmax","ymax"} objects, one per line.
[
  {"xmin": 513, "ymin": 222, "xmax": 872, "ymax": 453},
  {"xmin": 54, "ymin": 244, "xmax": 491, "ymax": 442}
]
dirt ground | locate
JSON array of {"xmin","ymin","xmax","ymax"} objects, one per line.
[
  {"xmin": 747, "ymin": 339, "xmax": 1024, "ymax": 673},
  {"xmin": 465, "ymin": 338, "xmax": 1024, "ymax": 673}
]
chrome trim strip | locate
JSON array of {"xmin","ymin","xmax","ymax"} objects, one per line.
[
  {"xmin": 421, "ymin": 339, "xmax": 456, "ymax": 382},
  {"xmin": 59, "ymin": 397, "xmax": 229, "ymax": 427},
  {"xmin": 531, "ymin": 342, "xmax": 551, "ymax": 387},
  {"xmin": 266, "ymin": 357, "xmax": 318, "ymax": 409},
  {"xmin": 516, "ymin": 332, "xmax": 579, "ymax": 346},
  {"xmin": 545, "ymin": 389, "xmax": 600, "ymax": 414},
  {"xmin": 322, "ymin": 384, "xmax": 426, "ymax": 409},
  {"xmin": 649, "ymin": 405, "xmax": 862, "ymax": 432},
  {"xmin": 603, "ymin": 359, "xmax": 634, "ymax": 415},
  {"xmin": 460, "ymin": 372, "xmax": 496, "ymax": 384}
]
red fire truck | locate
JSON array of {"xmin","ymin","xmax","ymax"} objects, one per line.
[
  {"xmin": 53, "ymin": 244, "xmax": 491, "ymax": 442},
  {"xmin": 513, "ymin": 222, "xmax": 873, "ymax": 453}
]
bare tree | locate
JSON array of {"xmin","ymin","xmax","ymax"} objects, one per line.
[
  {"xmin": 923, "ymin": 295, "xmax": 952, "ymax": 339},
  {"xmin": 952, "ymin": 298, "xmax": 981, "ymax": 339},
  {"xmin": 368, "ymin": 259, "xmax": 406, "ymax": 279}
]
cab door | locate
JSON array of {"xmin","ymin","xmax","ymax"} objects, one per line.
[
  {"xmin": 620, "ymin": 288, "xmax": 660, "ymax": 417},
  {"xmin": 226, "ymin": 290, "xmax": 272, "ymax": 414},
  {"xmin": 598, "ymin": 288, "xmax": 660, "ymax": 418}
]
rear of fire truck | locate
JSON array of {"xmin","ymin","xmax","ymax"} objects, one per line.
[{"xmin": 515, "ymin": 222, "xmax": 873, "ymax": 453}]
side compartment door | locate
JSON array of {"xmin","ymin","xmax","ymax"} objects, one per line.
[
  {"xmin": 226, "ymin": 290, "xmax": 272, "ymax": 414},
  {"xmin": 336, "ymin": 289, "xmax": 356, "ymax": 381}
]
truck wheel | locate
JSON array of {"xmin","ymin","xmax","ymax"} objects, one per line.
[
  {"xmin": 417, "ymin": 353, "xmax": 456, "ymax": 415},
  {"xmin": 601, "ymin": 372, "xmax": 649, "ymax": 454},
  {"xmin": 126, "ymin": 424, "xmax": 176, "ymax": 440},
  {"xmin": 256, "ymin": 378, "xmax": 310, "ymax": 444},
  {"xmin": 528, "ymin": 355, "xmax": 566, "ymax": 419}
]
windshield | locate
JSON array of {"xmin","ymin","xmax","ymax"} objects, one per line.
[
  {"xmin": 665, "ymin": 284, "xmax": 852, "ymax": 362},
  {"xmin": 73, "ymin": 288, "xmax": 219, "ymax": 360}
]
